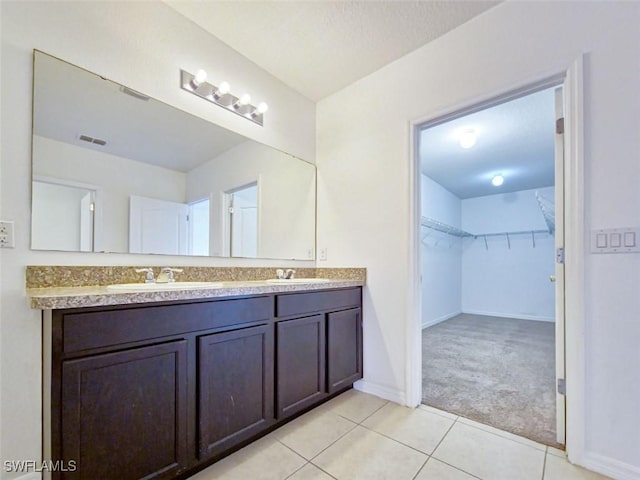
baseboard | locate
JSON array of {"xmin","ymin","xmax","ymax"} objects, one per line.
[
  {"xmin": 462, "ymin": 309, "xmax": 555, "ymax": 322},
  {"xmin": 354, "ymin": 380, "xmax": 405, "ymax": 405},
  {"xmin": 581, "ymin": 451, "xmax": 640, "ymax": 480},
  {"xmin": 422, "ymin": 310, "xmax": 461, "ymax": 329}
]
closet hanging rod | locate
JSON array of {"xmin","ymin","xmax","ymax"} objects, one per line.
[{"xmin": 476, "ymin": 229, "xmax": 550, "ymax": 238}]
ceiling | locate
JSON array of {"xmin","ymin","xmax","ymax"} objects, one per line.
[
  {"xmin": 164, "ymin": 1, "xmax": 499, "ymax": 101},
  {"xmin": 420, "ymin": 87, "xmax": 557, "ymax": 199},
  {"xmin": 34, "ymin": 52, "xmax": 248, "ymax": 173}
]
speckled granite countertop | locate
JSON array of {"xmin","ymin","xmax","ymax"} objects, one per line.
[{"xmin": 27, "ymin": 266, "xmax": 365, "ymax": 310}]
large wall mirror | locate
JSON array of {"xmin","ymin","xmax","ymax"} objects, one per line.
[{"xmin": 31, "ymin": 50, "xmax": 316, "ymax": 260}]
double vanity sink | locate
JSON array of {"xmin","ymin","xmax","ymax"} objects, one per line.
[{"xmin": 28, "ymin": 266, "xmax": 365, "ymax": 480}]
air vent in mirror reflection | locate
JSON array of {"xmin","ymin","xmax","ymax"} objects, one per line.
[{"xmin": 78, "ymin": 134, "xmax": 107, "ymax": 146}]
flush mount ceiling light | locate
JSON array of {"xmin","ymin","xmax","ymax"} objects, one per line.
[
  {"xmin": 180, "ymin": 69, "xmax": 268, "ymax": 126},
  {"xmin": 492, "ymin": 174, "xmax": 504, "ymax": 186},
  {"xmin": 458, "ymin": 128, "xmax": 477, "ymax": 149}
]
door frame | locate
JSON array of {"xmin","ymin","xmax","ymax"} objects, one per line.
[{"xmin": 407, "ymin": 57, "xmax": 585, "ymax": 462}]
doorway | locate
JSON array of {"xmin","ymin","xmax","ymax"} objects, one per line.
[
  {"xmin": 227, "ymin": 183, "xmax": 259, "ymax": 258},
  {"xmin": 417, "ymin": 85, "xmax": 565, "ymax": 447}
]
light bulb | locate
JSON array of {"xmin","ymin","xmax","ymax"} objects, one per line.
[
  {"xmin": 492, "ymin": 174, "xmax": 504, "ymax": 186},
  {"xmin": 238, "ymin": 93, "xmax": 251, "ymax": 106},
  {"xmin": 191, "ymin": 69, "xmax": 207, "ymax": 88},
  {"xmin": 257, "ymin": 102, "xmax": 269, "ymax": 114},
  {"xmin": 213, "ymin": 81, "xmax": 230, "ymax": 98},
  {"xmin": 459, "ymin": 128, "xmax": 477, "ymax": 149}
]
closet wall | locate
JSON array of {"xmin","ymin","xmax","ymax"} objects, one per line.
[
  {"xmin": 421, "ymin": 175, "xmax": 462, "ymax": 327},
  {"xmin": 421, "ymin": 181, "xmax": 556, "ymax": 327},
  {"xmin": 461, "ymin": 187, "xmax": 556, "ymax": 322}
]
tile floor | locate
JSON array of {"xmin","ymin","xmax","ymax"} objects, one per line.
[{"xmin": 188, "ymin": 390, "xmax": 610, "ymax": 480}]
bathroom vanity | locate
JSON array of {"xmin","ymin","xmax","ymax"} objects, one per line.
[{"xmin": 30, "ymin": 274, "xmax": 363, "ymax": 480}]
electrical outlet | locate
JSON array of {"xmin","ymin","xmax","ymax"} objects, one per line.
[
  {"xmin": 0, "ymin": 221, "xmax": 15, "ymax": 248},
  {"xmin": 319, "ymin": 248, "xmax": 327, "ymax": 261}
]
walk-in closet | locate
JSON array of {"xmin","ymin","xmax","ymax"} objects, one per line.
[{"xmin": 419, "ymin": 86, "xmax": 562, "ymax": 447}]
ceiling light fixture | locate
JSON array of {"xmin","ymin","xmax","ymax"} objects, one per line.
[
  {"xmin": 492, "ymin": 174, "xmax": 504, "ymax": 186},
  {"xmin": 459, "ymin": 128, "xmax": 477, "ymax": 149},
  {"xmin": 180, "ymin": 69, "xmax": 267, "ymax": 126}
]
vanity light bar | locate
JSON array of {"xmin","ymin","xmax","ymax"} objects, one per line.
[{"xmin": 180, "ymin": 69, "xmax": 267, "ymax": 126}]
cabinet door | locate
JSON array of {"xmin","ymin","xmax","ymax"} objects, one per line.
[
  {"xmin": 61, "ymin": 341, "xmax": 188, "ymax": 480},
  {"xmin": 327, "ymin": 308, "xmax": 363, "ymax": 394},
  {"xmin": 198, "ymin": 325, "xmax": 274, "ymax": 459},
  {"xmin": 276, "ymin": 314, "xmax": 326, "ymax": 418}
]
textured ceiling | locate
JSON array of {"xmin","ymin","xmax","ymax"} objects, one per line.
[
  {"xmin": 420, "ymin": 87, "xmax": 557, "ymax": 199},
  {"xmin": 164, "ymin": 1, "xmax": 499, "ymax": 101}
]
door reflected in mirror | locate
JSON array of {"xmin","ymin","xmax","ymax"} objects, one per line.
[{"xmin": 31, "ymin": 50, "xmax": 316, "ymax": 260}]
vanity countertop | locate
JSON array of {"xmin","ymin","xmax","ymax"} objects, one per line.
[{"xmin": 27, "ymin": 279, "xmax": 364, "ymax": 310}]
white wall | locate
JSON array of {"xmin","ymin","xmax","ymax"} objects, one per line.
[
  {"xmin": 187, "ymin": 141, "xmax": 316, "ymax": 260},
  {"xmin": 420, "ymin": 175, "xmax": 461, "ymax": 327},
  {"xmin": 33, "ymin": 135, "xmax": 187, "ymax": 253},
  {"xmin": 0, "ymin": 2, "xmax": 315, "ymax": 478},
  {"xmin": 317, "ymin": 2, "xmax": 640, "ymax": 477},
  {"xmin": 461, "ymin": 187, "xmax": 555, "ymax": 322},
  {"xmin": 31, "ymin": 182, "xmax": 88, "ymax": 252}
]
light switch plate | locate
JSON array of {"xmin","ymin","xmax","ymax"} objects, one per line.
[
  {"xmin": 0, "ymin": 221, "xmax": 15, "ymax": 248},
  {"xmin": 591, "ymin": 227, "xmax": 640, "ymax": 254}
]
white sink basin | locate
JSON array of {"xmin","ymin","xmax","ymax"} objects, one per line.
[
  {"xmin": 107, "ymin": 281, "xmax": 224, "ymax": 291},
  {"xmin": 265, "ymin": 278, "xmax": 331, "ymax": 284}
]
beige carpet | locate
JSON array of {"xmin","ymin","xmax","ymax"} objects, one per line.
[{"xmin": 422, "ymin": 313, "xmax": 560, "ymax": 447}]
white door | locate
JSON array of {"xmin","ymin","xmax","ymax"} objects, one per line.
[
  {"xmin": 230, "ymin": 184, "xmax": 258, "ymax": 258},
  {"xmin": 554, "ymin": 86, "xmax": 566, "ymax": 445},
  {"xmin": 129, "ymin": 195, "xmax": 188, "ymax": 255},
  {"xmin": 79, "ymin": 192, "xmax": 94, "ymax": 252}
]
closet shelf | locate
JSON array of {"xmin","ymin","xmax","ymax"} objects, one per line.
[
  {"xmin": 535, "ymin": 191, "xmax": 555, "ymax": 233},
  {"xmin": 421, "ymin": 217, "xmax": 474, "ymax": 238}
]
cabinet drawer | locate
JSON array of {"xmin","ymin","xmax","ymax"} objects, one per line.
[
  {"xmin": 276, "ymin": 288, "xmax": 361, "ymax": 318},
  {"xmin": 62, "ymin": 296, "xmax": 272, "ymax": 353}
]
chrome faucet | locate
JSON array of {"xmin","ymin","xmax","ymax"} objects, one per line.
[
  {"xmin": 135, "ymin": 268, "xmax": 155, "ymax": 283},
  {"xmin": 157, "ymin": 267, "xmax": 183, "ymax": 283},
  {"xmin": 275, "ymin": 269, "xmax": 296, "ymax": 280}
]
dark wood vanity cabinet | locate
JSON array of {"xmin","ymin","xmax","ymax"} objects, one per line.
[
  {"xmin": 276, "ymin": 314, "xmax": 326, "ymax": 418},
  {"xmin": 60, "ymin": 341, "xmax": 189, "ymax": 480},
  {"xmin": 48, "ymin": 287, "xmax": 362, "ymax": 480},
  {"xmin": 197, "ymin": 324, "xmax": 274, "ymax": 460}
]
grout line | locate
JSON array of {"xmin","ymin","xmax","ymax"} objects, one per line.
[
  {"xmin": 276, "ymin": 439, "xmax": 313, "ymax": 464},
  {"xmin": 356, "ymin": 400, "xmax": 390, "ymax": 424},
  {"xmin": 358, "ymin": 423, "xmax": 432, "ymax": 457},
  {"xmin": 429, "ymin": 458, "xmax": 483, "ymax": 480},
  {"xmin": 541, "ymin": 448, "xmax": 548, "ymax": 480},
  {"xmin": 429, "ymin": 415, "xmax": 458, "ymax": 458},
  {"xmin": 310, "ymin": 462, "xmax": 339, "ymax": 480},
  {"xmin": 283, "ymin": 461, "xmax": 310, "ymax": 480},
  {"xmin": 410, "ymin": 456, "xmax": 431, "ymax": 480},
  {"xmin": 304, "ymin": 420, "xmax": 359, "ymax": 462}
]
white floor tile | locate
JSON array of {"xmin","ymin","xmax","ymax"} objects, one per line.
[
  {"xmin": 418, "ymin": 403, "xmax": 459, "ymax": 420},
  {"xmin": 274, "ymin": 408, "xmax": 357, "ymax": 460},
  {"xmin": 189, "ymin": 436, "xmax": 306, "ymax": 480},
  {"xmin": 456, "ymin": 415, "xmax": 547, "ymax": 451},
  {"xmin": 287, "ymin": 463, "xmax": 335, "ymax": 480},
  {"xmin": 433, "ymin": 422, "xmax": 545, "ymax": 480},
  {"xmin": 362, "ymin": 402, "xmax": 454, "ymax": 454},
  {"xmin": 544, "ymin": 454, "xmax": 612, "ymax": 480},
  {"xmin": 414, "ymin": 458, "xmax": 477, "ymax": 480},
  {"xmin": 312, "ymin": 425, "xmax": 427, "ymax": 480},
  {"xmin": 318, "ymin": 389, "xmax": 388, "ymax": 423}
]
